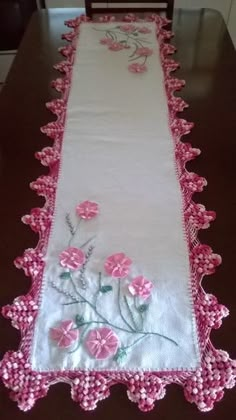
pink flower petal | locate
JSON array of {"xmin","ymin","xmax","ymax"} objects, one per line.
[
  {"xmin": 85, "ymin": 327, "xmax": 119, "ymax": 359},
  {"xmin": 104, "ymin": 253, "xmax": 132, "ymax": 279},
  {"xmin": 100, "ymin": 37, "xmax": 113, "ymax": 45},
  {"xmin": 136, "ymin": 47, "xmax": 153, "ymax": 57},
  {"xmin": 128, "ymin": 276, "xmax": 153, "ymax": 299},
  {"xmin": 59, "ymin": 247, "xmax": 85, "ymax": 270},
  {"xmin": 138, "ymin": 26, "xmax": 152, "ymax": 34},
  {"xmin": 108, "ymin": 42, "xmax": 124, "ymax": 51},
  {"xmin": 119, "ymin": 24, "xmax": 136, "ymax": 33},
  {"xmin": 50, "ymin": 320, "xmax": 79, "ymax": 348},
  {"xmin": 128, "ymin": 63, "xmax": 147, "ymax": 74},
  {"xmin": 76, "ymin": 200, "xmax": 99, "ymax": 220}
]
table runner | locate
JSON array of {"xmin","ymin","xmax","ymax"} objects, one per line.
[{"xmin": 0, "ymin": 13, "xmax": 235, "ymax": 412}]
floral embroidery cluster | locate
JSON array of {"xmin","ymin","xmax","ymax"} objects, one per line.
[
  {"xmin": 96, "ymin": 24, "xmax": 153, "ymax": 73},
  {"xmin": 49, "ymin": 200, "xmax": 177, "ymax": 361},
  {"xmin": 1, "ymin": 14, "xmax": 235, "ymax": 414}
]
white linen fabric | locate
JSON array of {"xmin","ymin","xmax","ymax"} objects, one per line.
[{"xmin": 31, "ymin": 22, "xmax": 200, "ymax": 371}]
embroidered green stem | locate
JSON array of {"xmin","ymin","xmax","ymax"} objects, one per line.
[
  {"xmin": 112, "ymin": 31, "xmax": 151, "ymax": 44},
  {"xmin": 98, "ymin": 272, "xmax": 102, "ymax": 289},
  {"xmin": 79, "ymin": 236, "xmax": 96, "ymax": 249},
  {"xmin": 54, "ymin": 273, "xmax": 178, "ymax": 346},
  {"xmin": 118, "ymin": 279, "xmax": 136, "ymax": 332},
  {"xmin": 142, "ymin": 56, "xmax": 148, "ymax": 66},
  {"xmin": 78, "ymin": 244, "xmax": 95, "ymax": 289},
  {"xmin": 134, "ymin": 296, "xmax": 144, "ymax": 330},
  {"xmin": 75, "ymin": 319, "xmax": 178, "ymax": 346},
  {"xmin": 68, "ymin": 218, "xmax": 82, "ymax": 246},
  {"xmin": 123, "ymin": 334, "xmax": 146, "ymax": 350},
  {"xmin": 107, "ymin": 30, "xmax": 117, "ymax": 41},
  {"xmin": 50, "ymin": 281, "xmax": 79, "ymax": 303},
  {"xmin": 52, "ymin": 276, "xmax": 178, "ymax": 347},
  {"xmin": 92, "ymin": 27, "xmax": 151, "ymax": 45},
  {"xmin": 123, "ymin": 295, "xmax": 139, "ymax": 331},
  {"xmin": 129, "ymin": 55, "xmax": 142, "ymax": 62},
  {"xmin": 69, "ymin": 272, "xmax": 116, "ymax": 327},
  {"xmin": 63, "ymin": 300, "xmax": 85, "ymax": 305},
  {"xmin": 69, "ymin": 324, "xmax": 90, "ymax": 354},
  {"xmin": 94, "ymin": 272, "xmax": 102, "ymax": 307},
  {"xmin": 65, "ymin": 213, "xmax": 75, "ymax": 235},
  {"xmin": 129, "ymin": 42, "xmax": 139, "ymax": 58}
]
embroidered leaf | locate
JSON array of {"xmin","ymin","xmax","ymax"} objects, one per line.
[
  {"xmin": 100, "ymin": 285, "xmax": 113, "ymax": 293},
  {"xmin": 60, "ymin": 271, "xmax": 71, "ymax": 279},
  {"xmin": 113, "ymin": 347, "xmax": 127, "ymax": 362},
  {"xmin": 75, "ymin": 315, "xmax": 85, "ymax": 327},
  {"xmin": 137, "ymin": 304, "xmax": 149, "ymax": 313}
]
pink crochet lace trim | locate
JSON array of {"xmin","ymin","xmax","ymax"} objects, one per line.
[{"xmin": 1, "ymin": 13, "xmax": 235, "ymax": 413}]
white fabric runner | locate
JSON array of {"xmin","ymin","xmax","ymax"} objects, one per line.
[{"xmin": 31, "ymin": 22, "xmax": 200, "ymax": 371}]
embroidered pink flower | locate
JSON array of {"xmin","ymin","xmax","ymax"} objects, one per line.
[
  {"xmin": 76, "ymin": 200, "xmax": 99, "ymax": 220},
  {"xmin": 119, "ymin": 24, "xmax": 136, "ymax": 33},
  {"xmin": 59, "ymin": 247, "xmax": 85, "ymax": 270},
  {"xmin": 108, "ymin": 42, "xmax": 124, "ymax": 51},
  {"xmin": 128, "ymin": 63, "xmax": 147, "ymax": 73},
  {"xmin": 138, "ymin": 26, "xmax": 151, "ymax": 34},
  {"xmin": 50, "ymin": 320, "xmax": 79, "ymax": 348},
  {"xmin": 136, "ymin": 47, "xmax": 153, "ymax": 57},
  {"xmin": 104, "ymin": 253, "xmax": 132, "ymax": 278},
  {"xmin": 85, "ymin": 327, "xmax": 119, "ymax": 359},
  {"xmin": 128, "ymin": 276, "xmax": 153, "ymax": 300},
  {"xmin": 100, "ymin": 37, "xmax": 113, "ymax": 45}
]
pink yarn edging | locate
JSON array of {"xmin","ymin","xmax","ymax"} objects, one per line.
[{"xmin": 0, "ymin": 13, "xmax": 235, "ymax": 413}]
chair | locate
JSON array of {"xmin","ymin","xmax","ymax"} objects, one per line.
[{"xmin": 85, "ymin": 1, "xmax": 174, "ymax": 20}]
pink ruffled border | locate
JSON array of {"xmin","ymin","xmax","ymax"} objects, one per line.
[{"xmin": 1, "ymin": 13, "xmax": 235, "ymax": 412}]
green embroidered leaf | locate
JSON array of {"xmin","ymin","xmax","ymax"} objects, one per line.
[
  {"xmin": 137, "ymin": 304, "xmax": 149, "ymax": 313},
  {"xmin": 59, "ymin": 272, "xmax": 71, "ymax": 279},
  {"xmin": 100, "ymin": 285, "xmax": 113, "ymax": 293},
  {"xmin": 113, "ymin": 347, "xmax": 127, "ymax": 362},
  {"xmin": 75, "ymin": 315, "xmax": 85, "ymax": 327}
]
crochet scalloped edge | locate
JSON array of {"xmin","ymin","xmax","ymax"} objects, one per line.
[{"xmin": 0, "ymin": 13, "xmax": 235, "ymax": 413}]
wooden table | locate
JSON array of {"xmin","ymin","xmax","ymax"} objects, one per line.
[{"xmin": 0, "ymin": 7, "xmax": 236, "ymax": 419}]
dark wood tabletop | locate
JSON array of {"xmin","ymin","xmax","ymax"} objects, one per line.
[{"xmin": 0, "ymin": 7, "xmax": 236, "ymax": 420}]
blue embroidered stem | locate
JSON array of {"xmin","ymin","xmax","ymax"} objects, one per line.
[
  {"xmin": 123, "ymin": 295, "xmax": 139, "ymax": 331},
  {"xmin": 118, "ymin": 279, "xmax": 136, "ymax": 332}
]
